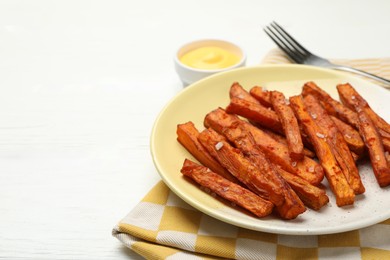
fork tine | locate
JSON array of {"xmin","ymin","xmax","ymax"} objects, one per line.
[
  {"xmin": 270, "ymin": 22, "xmax": 312, "ymax": 56},
  {"xmin": 264, "ymin": 26, "xmax": 304, "ymax": 64}
]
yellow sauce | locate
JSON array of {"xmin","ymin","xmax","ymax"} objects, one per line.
[{"xmin": 180, "ymin": 46, "xmax": 240, "ymax": 70}]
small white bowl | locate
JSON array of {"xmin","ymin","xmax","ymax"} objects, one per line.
[{"xmin": 174, "ymin": 39, "xmax": 246, "ymax": 86}]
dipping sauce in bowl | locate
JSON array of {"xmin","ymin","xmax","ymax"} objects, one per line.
[
  {"xmin": 174, "ymin": 39, "xmax": 246, "ymax": 86},
  {"xmin": 180, "ymin": 46, "xmax": 241, "ymax": 70}
]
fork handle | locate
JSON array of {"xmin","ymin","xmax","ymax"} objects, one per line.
[{"xmin": 331, "ymin": 65, "xmax": 390, "ymax": 88}]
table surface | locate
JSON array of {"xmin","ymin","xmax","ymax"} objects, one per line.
[{"xmin": 1, "ymin": 1, "xmax": 389, "ymax": 259}]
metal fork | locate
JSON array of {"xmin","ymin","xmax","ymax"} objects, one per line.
[{"xmin": 264, "ymin": 22, "xmax": 390, "ymax": 88}]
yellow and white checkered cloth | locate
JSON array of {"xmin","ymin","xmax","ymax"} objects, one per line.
[
  {"xmin": 113, "ymin": 181, "xmax": 390, "ymax": 259},
  {"xmin": 113, "ymin": 50, "xmax": 390, "ymax": 260}
]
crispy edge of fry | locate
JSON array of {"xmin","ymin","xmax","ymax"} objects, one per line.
[
  {"xmin": 249, "ymin": 86, "xmax": 272, "ymax": 107},
  {"xmin": 276, "ymin": 167, "xmax": 329, "ymax": 210},
  {"xmin": 204, "ymin": 108, "xmax": 324, "ymax": 186},
  {"xmin": 337, "ymin": 83, "xmax": 390, "ymax": 138},
  {"xmin": 303, "ymin": 95, "xmax": 365, "ymax": 194},
  {"xmin": 378, "ymin": 128, "xmax": 390, "ymax": 139},
  {"xmin": 225, "ymin": 97, "xmax": 283, "ymax": 134},
  {"xmin": 385, "ymin": 150, "xmax": 390, "ymax": 165},
  {"xmin": 229, "ymin": 82, "xmax": 260, "ymax": 104},
  {"xmin": 351, "ymin": 151, "xmax": 360, "ymax": 162},
  {"xmin": 330, "ymin": 115, "xmax": 365, "ymax": 156},
  {"xmin": 212, "ymin": 117, "xmax": 306, "ymax": 219},
  {"xmin": 302, "ymin": 81, "xmax": 359, "ymax": 128},
  {"xmin": 181, "ymin": 159, "xmax": 274, "ymax": 218},
  {"xmin": 383, "ymin": 136, "xmax": 390, "ymax": 153},
  {"xmin": 354, "ymin": 107, "xmax": 390, "ymax": 187},
  {"xmin": 290, "ymin": 95, "xmax": 355, "ymax": 207},
  {"xmin": 177, "ymin": 121, "xmax": 239, "ymax": 183},
  {"xmin": 271, "ymin": 90, "xmax": 305, "ymax": 161}
]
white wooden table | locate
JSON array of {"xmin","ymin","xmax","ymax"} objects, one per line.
[{"xmin": 0, "ymin": 1, "xmax": 389, "ymax": 259}]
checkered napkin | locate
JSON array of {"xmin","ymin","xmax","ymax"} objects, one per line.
[
  {"xmin": 112, "ymin": 50, "xmax": 390, "ymax": 260},
  {"xmin": 113, "ymin": 181, "xmax": 390, "ymax": 259}
]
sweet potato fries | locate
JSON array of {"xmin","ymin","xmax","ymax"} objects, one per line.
[{"xmin": 176, "ymin": 81, "xmax": 389, "ymax": 220}]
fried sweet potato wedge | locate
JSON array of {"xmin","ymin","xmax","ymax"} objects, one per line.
[
  {"xmin": 204, "ymin": 108, "xmax": 324, "ymax": 186},
  {"xmin": 181, "ymin": 159, "xmax": 274, "ymax": 218},
  {"xmin": 228, "ymin": 88, "xmax": 314, "ymax": 149},
  {"xmin": 271, "ymin": 90, "xmax": 304, "ymax": 161},
  {"xmin": 303, "ymin": 95, "xmax": 365, "ymax": 194},
  {"xmin": 203, "ymin": 109, "xmax": 325, "ymax": 211},
  {"xmin": 255, "ymin": 126, "xmax": 315, "ymax": 158},
  {"xmin": 249, "ymin": 86, "xmax": 272, "ymax": 107},
  {"xmin": 208, "ymin": 117, "xmax": 306, "ymax": 219},
  {"xmin": 330, "ymin": 115, "xmax": 365, "ymax": 156},
  {"xmin": 230, "ymin": 84, "xmax": 312, "ymax": 157},
  {"xmin": 198, "ymin": 128, "xmax": 306, "ymax": 219},
  {"xmin": 302, "ymin": 81, "xmax": 359, "ymax": 128},
  {"xmin": 197, "ymin": 128, "xmax": 280, "ymax": 198},
  {"xmin": 177, "ymin": 121, "xmax": 239, "ymax": 183},
  {"xmin": 290, "ymin": 95, "xmax": 355, "ymax": 206},
  {"xmin": 276, "ymin": 167, "xmax": 329, "ymax": 210},
  {"xmin": 225, "ymin": 97, "xmax": 283, "ymax": 134},
  {"xmin": 354, "ymin": 108, "xmax": 390, "ymax": 187},
  {"xmin": 229, "ymin": 82, "xmax": 260, "ymax": 104},
  {"xmin": 337, "ymin": 83, "xmax": 390, "ymax": 145},
  {"xmin": 245, "ymin": 121, "xmax": 324, "ymax": 186},
  {"xmin": 383, "ymin": 137, "xmax": 390, "ymax": 153},
  {"xmin": 197, "ymin": 129, "xmax": 283, "ymax": 203}
]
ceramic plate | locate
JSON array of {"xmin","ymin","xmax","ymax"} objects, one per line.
[{"xmin": 150, "ymin": 64, "xmax": 390, "ymax": 235}]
